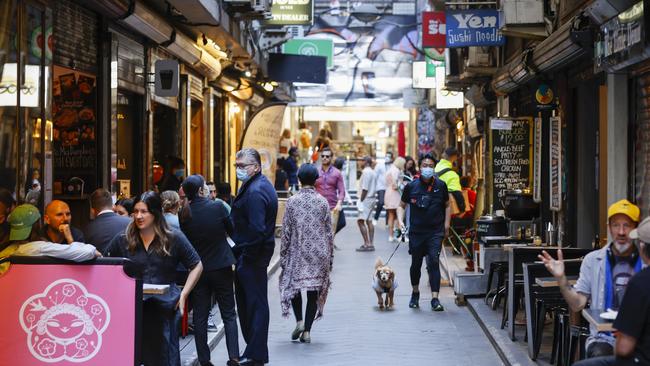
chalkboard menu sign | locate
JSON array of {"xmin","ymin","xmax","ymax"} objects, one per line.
[{"xmin": 490, "ymin": 117, "xmax": 533, "ymax": 210}]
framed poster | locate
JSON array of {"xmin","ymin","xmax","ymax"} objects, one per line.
[
  {"xmin": 533, "ymin": 117, "xmax": 542, "ymax": 203},
  {"xmin": 549, "ymin": 116, "xmax": 562, "ymax": 211}
]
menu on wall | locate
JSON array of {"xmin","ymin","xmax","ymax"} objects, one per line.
[
  {"xmin": 490, "ymin": 117, "xmax": 533, "ymax": 210},
  {"xmin": 52, "ymin": 65, "xmax": 97, "ymax": 196},
  {"xmin": 549, "ymin": 116, "xmax": 562, "ymax": 211}
]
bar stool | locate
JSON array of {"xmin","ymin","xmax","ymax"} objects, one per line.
[{"xmin": 485, "ymin": 261, "xmax": 508, "ymax": 310}]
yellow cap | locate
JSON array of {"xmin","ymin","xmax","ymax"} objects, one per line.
[{"xmin": 607, "ymin": 199, "xmax": 640, "ymax": 223}]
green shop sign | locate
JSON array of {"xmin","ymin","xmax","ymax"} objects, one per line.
[
  {"xmin": 424, "ymin": 48, "xmax": 445, "ymax": 78},
  {"xmin": 283, "ymin": 38, "xmax": 334, "ymax": 68},
  {"xmin": 264, "ymin": 0, "xmax": 314, "ymax": 26}
]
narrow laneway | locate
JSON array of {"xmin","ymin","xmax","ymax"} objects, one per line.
[{"xmin": 211, "ymin": 224, "xmax": 503, "ymax": 365}]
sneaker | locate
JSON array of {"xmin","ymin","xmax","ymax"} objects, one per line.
[
  {"xmin": 372, "ymin": 219, "xmax": 378, "ymax": 226},
  {"xmin": 409, "ymin": 292, "xmax": 420, "ymax": 308},
  {"xmin": 388, "ymin": 236, "xmax": 395, "ymax": 243},
  {"xmin": 207, "ymin": 320, "xmax": 218, "ymax": 332},
  {"xmin": 431, "ymin": 298, "xmax": 444, "ymax": 312},
  {"xmin": 291, "ymin": 323, "xmax": 304, "ymax": 340}
]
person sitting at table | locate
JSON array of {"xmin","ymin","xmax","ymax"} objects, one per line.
[
  {"xmin": 572, "ymin": 216, "xmax": 650, "ymax": 366},
  {"xmin": 41, "ymin": 200, "xmax": 85, "ymax": 244},
  {"xmin": 105, "ymin": 191, "xmax": 203, "ymax": 366},
  {"xmin": 539, "ymin": 199, "xmax": 643, "ymax": 358},
  {"xmin": 1, "ymin": 204, "xmax": 100, "ymax": 275}
]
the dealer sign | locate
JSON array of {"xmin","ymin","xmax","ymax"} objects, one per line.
[{"xmin": 445, "ymin": 10, "xmax": 504, "ymax": 47}]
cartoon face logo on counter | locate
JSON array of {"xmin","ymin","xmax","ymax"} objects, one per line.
[{"xmin": 19, "ymin": 279, "xmax": 111, "ymax": 363}]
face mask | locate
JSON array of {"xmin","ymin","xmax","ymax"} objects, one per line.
[
  {"xmin": 385, "ymin": 157, "xmax": 392, "ymax": 164},
  {"xmin": 421, "ymin": 167, "xmax": 434, "ymax": 179},
  {"xmin": 174, "ymin": 169, "xmax": 185, "ymax": 179},
  {"xmin": 236, "ymin": 168, "xmax": 250, "ymax": 182}
]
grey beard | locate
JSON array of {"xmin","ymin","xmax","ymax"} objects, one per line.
[{"xmin": 614, "ymin": 242, "xmax": 632, "ymax": 253}]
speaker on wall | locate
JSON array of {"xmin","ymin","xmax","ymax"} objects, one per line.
[{"xmin": 268, "ymin": 53, "xmax": 327, "ymax": 84}]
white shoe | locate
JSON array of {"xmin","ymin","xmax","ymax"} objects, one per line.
[
  {"xmin": 372, "ymin": 219, "xmax": 378, "ymax": 226},
  {"xmin": 388, "ymin": 236, "xmax": 395, "ymax": 243}
]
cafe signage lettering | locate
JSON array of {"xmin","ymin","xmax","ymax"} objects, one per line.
[
  {"xmin": 490, "ymin": 117, "xmax": 533, "ymax": 210},
  {"xmin": 549, "ymin": 116, "xmax": 562, "ymax": 211},
  {"xmin": 445, "ymin": 10, "xmax": 505, "ymax": 47},
  {"xmin": 264, "ymin": 0, "xmax": 313, "ymax": 26}
]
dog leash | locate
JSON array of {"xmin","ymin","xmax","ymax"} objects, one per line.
[{"xmin": 385, "ymin": 227, "xmax": 408, "ymax": 266}]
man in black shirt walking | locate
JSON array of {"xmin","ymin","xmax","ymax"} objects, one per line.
[
  {"xmin": 397, "ymin": 153, "xmax": 451, "ymax": 311},
  {"xmin": 574, "ymin": 217, "xmax": 650, "ymax": 366}
]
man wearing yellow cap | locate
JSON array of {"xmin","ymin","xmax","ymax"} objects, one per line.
[{"xmin": 539, "ymin": 199, "xmax": 643, "ymax": 359}]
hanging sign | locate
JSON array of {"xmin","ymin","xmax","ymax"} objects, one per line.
[
  {"xmin": 263, "ymin": 0, "xmax": 314, "ymax": 26},
  {"xmin": 533, "ymin": 117, "xmax": 542, "ymax": 203},
  {"xmin": 412, "ymin": 61, "xmax": 437, "ymax": 89},
  {"xmin": 424, "ymin": 48, "xmax": 445, "ymax": 77},
  {"xmin": 445, "ymin": 10, "xmax": 505, "ymax": 47},
  {"xmin": 422, "ymin": 12, "xmax": 447, "ymax": 48},
  {"xmin": 283, "ymin": 38, "xmax": 334, "ymax": 68},
  {"xmin": 534, "ymin": 84, "xmax": 556, "ymax": 110},
  {"xmin": 549, "ymin": 116, "xmax": 562, "ymax": 211}
]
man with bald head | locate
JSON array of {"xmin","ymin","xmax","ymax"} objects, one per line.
[{"xmin": 41, "ymin": 200, "xmax": 84, "ymax": 244}]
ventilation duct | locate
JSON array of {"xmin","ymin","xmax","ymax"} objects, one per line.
[
  {"xmin": 492, "ymin": 14, "xmax": 592, "ymax": 94},
  {"xmin": 120, "ymin": 1, "xmax": 173, "ymax": 44}
]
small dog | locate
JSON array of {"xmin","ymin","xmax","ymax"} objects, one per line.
[{"xmin": 373, "ymin": 257, "xmax": 397, "ymax": 309}]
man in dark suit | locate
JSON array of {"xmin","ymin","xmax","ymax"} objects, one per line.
[
  {"xmin": 83, "ymin": 189, "xmax": 131, "ymax": 252},
  {"xmin": 231, "ymin": 148, "xmax": 278, "ymax": 366},
  {"xmin": 180, "ymin": 175, "xmax": 239, "ymax": 366}
]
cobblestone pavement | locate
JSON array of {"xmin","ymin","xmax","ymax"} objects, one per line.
[{"xmin": 211, "ymin": 224, "xmax": 504, "ymax": 366}]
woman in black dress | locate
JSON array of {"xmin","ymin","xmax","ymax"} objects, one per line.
[{"xmin": 105, "ymin": 191, "xmax": 203, "ymax": 366}]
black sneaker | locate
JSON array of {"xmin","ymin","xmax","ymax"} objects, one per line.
[
  {"xmin": 431, "ymin": 298, "xmax": 444, "ymax": 311},
  {"xmin": 409, "ymin": 292, "xmax": 420, "ymax": 308}
]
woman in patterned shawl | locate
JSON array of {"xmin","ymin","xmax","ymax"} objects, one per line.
[{"xmin": 279, "ymin": 163, "xmax": 334, "ymax": 344}]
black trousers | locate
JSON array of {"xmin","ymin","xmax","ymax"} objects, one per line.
[
  {"xmin": 291, "ymin": 291, "xmax": 319, "ymax": 331},
  {"xmin": 409, "ymin": 233, "xmax": 444, "ymax": 293},
  {"xmin": 374, "ymin": 190, "xmax": 385, "ymax": 220},
  {"xmin": 191, "ymin": 266, "xmax": 239, "ymax": 364},
  {"xmin": 235, "ymin": 260, "xmax": 269, "ymax": 363}
]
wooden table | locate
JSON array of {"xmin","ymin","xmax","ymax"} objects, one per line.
[
  {"xmin": 143, "ymin": 283, "xmax": 170, "ymax": 295},
  {"xmin": 582, "ymin": 308, "xmax": 615, "ymax": 332},
  {"xmin": 534, "ymin": 276, "xmax": 577, "ymax": 288}
]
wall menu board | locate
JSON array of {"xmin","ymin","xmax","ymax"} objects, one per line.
[
  {"xmin": 549, "ymin": 116, "xmax": 562, "ymax": 211},
  {"xmin": 52, "ymin": 65, "xmax": 97, "ymax": 196},
  {"xmin": 489, "ymin": 117, "xmax": 533, "ymax": 210}
]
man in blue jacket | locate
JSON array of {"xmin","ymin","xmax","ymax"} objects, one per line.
[{"xmin": 231, "ymin": 148, "xmax": 278, "ymax": 366}]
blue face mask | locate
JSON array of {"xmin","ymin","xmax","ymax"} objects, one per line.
[
  {"xmin": 236, "ymin": 168, "xmax": 250, "ymax": 182},
  {"xmin": 174, "ymin": 169, "xmax": 185, "ymax": 179},
  {"xmin": 421, "ymin": 167, "xmax": 434, "ymax": 179}
]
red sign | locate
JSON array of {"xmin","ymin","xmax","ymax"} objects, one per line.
[
  {"xmin": 422, "ymin": 12, "xmax": 446, "ymax": 48},
  {"xmin": 0, "ymin": 263, "xmax": 137, "ymax": 365}
]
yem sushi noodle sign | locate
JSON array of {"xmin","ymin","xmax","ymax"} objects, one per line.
[{"xmin": 445, "ymin": 9, "xmax": 504, "ymax": 47}]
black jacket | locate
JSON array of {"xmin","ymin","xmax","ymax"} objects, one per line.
[
  {"xmin": 83, "ymin": 212, "xmax": 131, "ymax": 253},
  {"xmin": 180, "ymin": 197, "xmax": 236, "ymax": 271},
  {"xmin": 231, "ymin": 173, "xmax": 278, "ymax": 267}
]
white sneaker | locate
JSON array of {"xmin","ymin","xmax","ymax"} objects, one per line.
[
  {"xmin": 372, "ymin": 219, "xmax": 378, "ymax": 226},
  {"xmin": 388, "ymin": 236, "xmax": 395, "ymax": 243}
]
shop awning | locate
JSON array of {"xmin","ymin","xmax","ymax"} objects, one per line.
[{"xmin": 492, "ymin": 14, "xmax": 592, "ymax": 95}]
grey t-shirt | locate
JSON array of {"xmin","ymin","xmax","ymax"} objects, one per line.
[
  {"xmin": 360, "ymin": 167, "xmax": 377, "ymax": 200},
  {"xmin": 612, "ymin": 255, "xmax": 636, "ymax": 310}
]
